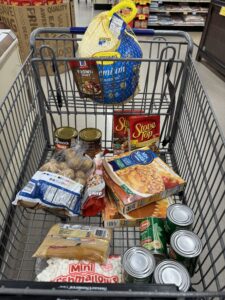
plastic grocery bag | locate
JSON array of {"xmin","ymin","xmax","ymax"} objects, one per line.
[{"xmin": 75, "ymin": 0, "xmax": 143, "ymax": 105}]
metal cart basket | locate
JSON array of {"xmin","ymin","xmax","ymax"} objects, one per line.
[{"xmin": 0, "ymin": 27, "xmax": 224, "ymax": 299}]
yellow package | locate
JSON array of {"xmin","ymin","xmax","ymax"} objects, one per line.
[
  {"xmin": 75, "ymin": 0, "xmax": 143, "ymax": 104},
  {"xmin": 33, "ymin": 224, "xmax": 111, "ymax": 264}
]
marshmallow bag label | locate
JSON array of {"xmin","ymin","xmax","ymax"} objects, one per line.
[{"xmin": 36, "ymin": 257, "xmax": 122, "ymax": 283}]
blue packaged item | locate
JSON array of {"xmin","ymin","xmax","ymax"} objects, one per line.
[
  {"xmin": 13, "ymin": 171, "xmax": 83, "ymax": 216},
  {"xmin": 77, "ymin": 1, "xmax": 143, "ymax": 105}
]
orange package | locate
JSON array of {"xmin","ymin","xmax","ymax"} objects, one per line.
[{"xmin": 103, "ymin": 190, "xmax": 174, "ymax": 228}]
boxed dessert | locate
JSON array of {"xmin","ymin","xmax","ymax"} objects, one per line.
[
  {"xmin": 103, "ymin": 147, "xmax": 185, "ymax": 213},
  {"xmin": 103, "ymin": 191, "xmax": 174, "ymax": 228}
]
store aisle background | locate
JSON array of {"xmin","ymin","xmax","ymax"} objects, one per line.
[{"xmin": 74, "ymin": 0, "xmax": 225, "ymax": 134}]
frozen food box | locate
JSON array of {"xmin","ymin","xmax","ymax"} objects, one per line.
[
  {"xmin": 103, "ymin": 191, "xmax": 174, "ymax": 228},
  {"xmin": 103, "ymin": 170, "xmax": 162, "ymax": 214},
  {"xmin": 103, "ymin": 147, "xmax": 186, "ymax": 213}
]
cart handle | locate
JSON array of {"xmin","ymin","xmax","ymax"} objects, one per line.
[{"xmin": 30, "ymin": 27, "xmax": 193, "ymax": 54}]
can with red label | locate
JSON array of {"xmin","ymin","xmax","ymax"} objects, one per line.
[{"xmin": 54, "ymin": 127, "xmax": 78, "ymax": 151}]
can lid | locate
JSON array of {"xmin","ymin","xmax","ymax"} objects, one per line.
[
  {"xmin": 54, "ymin": 127, "xmax": 78, "ymax": 140},
  {"xmin": 170, "ymin": 230, "xmax": 203, "ymax": 258},
  {"xmin": 79, "ymin": 128, "xmax": 102, "ymax": 141},
  {"xmin": 167, "ymin": 204, "xmax": 194, "ymax": 227},
  {"xmin": 122, "ymin": 247, "xmax": 156, "ymax": 279},
  {"xmin": 154, "ymin": 260, "xmax": 190, "ymax": 292}
]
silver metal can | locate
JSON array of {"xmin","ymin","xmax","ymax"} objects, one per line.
[
  {"xmin": 153, "ymin": 259, "xmax": 191, "ymax": 292},
  {"xmin": 165, "ymin": 204, "xmax": 194, "ymax": 240},
  {"xmin": 169, "ymin": 230, "xmax": 203, "ymax": 277},
  {"xmin": 122, "ymin": 246, "xmax": 156, "ymax": 283}
]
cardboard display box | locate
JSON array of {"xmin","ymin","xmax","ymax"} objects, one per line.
[{"xmin": 0, "ymin": 1, "xmax": 75, "ymax": 62}]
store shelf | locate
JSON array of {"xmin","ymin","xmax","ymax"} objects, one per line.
[
  {"xmin": 150, "ymin": 9, "xmax": 208, "ymax": 13},
  {"xmin": 153, "ymin": 0, "xmax": 210, "ymax": 2},
  {"xmin": 148, "ymin": 22, "xmax": 205, "ymax": 26},
  {"xmin": 146, "ymin": 0, "xmax": 209, "ymax": 30}
]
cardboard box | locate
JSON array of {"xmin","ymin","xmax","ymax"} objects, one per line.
[
  {"xmin": 103, "ymin": 190, "xmax": 174, "ymax": 228},
  {"xmin": 103, "ymin": 147, "xmax": 186, "ymax": 214},
  {"xmin": 0, "ymin": 29, "xmax": 21, "ymax": 101},
  {"xmin": 104, "ymin": 169, "xmax": 164, "ymax": 214},
  {"xmin": 0, "ymin": 1, "xmax": 75, "ymax": 62}
]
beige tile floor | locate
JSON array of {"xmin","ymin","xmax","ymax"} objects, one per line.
[{"xmin": 74, "ymin": 1, "xmax": 225, "ymax": 135}]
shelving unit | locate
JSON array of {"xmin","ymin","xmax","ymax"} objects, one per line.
[
  {"xmin": 98, "ymin": 0, "xmax": 210, "ymax": 30},
  {"xmin": 148, "ymin": 0, "xmax": 210, "ymax": 29}
]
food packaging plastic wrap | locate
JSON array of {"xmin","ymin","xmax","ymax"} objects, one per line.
[
  {"xmin": 33, "ymin": 224, "xmax": 111, "ymax": 264},
  {"xmin": 82, "ymin": 154, "xmax": 105, "ymax": 217},
  {"xmin": 71, "ymin": 1, "xmax": 142, "ymax": 104},
  {"xmin": 13, "ymin": 146, "xmax": 94, "ymax": 217},
  {"xmin": 36, "ymin": 256, "xmax": 122, "ymax": 283}
]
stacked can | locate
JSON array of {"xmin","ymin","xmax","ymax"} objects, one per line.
[
  {"xmin": 165, "ymin": 204, "xmax": 195, "ymax": 240},
  {"xmin": 153, "ymin": 260, "xmax": 191, "ymax": 292},
  {"xmin": 169, "ymin": 230, "xmax": 203, "ymax": 277},
  {"xmin": 122, "ymin": 246, "xmax": 156, "ymax": 283}
]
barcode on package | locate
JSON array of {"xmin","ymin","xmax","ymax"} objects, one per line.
[
  {"xmin": 23, "ymin": 182, "xmax": 35, "ymax": 194},
  {"xmin": 44, "ymin": 186, "xmax": 77, "ymax": 210},
  {"xmin": 109, "ymin": 15, "xmax": 123, "ymax": 39},
  {"xmin": 95, "ymin": 229, "xmax": 107, "ymax": 238},
  {"xmin": 105, "ymin": 220, "xmax": 120, "ymax": 228},
  {"xmin": 125, "ymin": 202, "xmax": 137, "ymax": 214}
]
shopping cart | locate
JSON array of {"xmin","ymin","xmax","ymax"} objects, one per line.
[{"xmin": 0, "ymin": 27, "xmax": 224, "ymax": 299}]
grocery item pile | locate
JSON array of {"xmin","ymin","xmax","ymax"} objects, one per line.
[{"xmin": 13, "ymin": 119, "xmax": 202, "ymax": 290}]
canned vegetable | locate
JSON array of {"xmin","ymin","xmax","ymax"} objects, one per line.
[
  {"xmin": 54, "ymin": 127, "xmax": 78, "ymax": 151},
  {"xmin": 140, "ymin": 217, "xmax": 167, "ymax": 263},
  {"xmin": 79, "ymin": 128, "xmax": 102, "ymax": 158},
  {"xmin": 122, "ymin": 246, "xmax": 156, "ymax": 283},
  {"xmin": 165, "ymin": 204, "xmax": 194, "ymax": 242},
  {"xmin": 169, "ymin": 230, "xmax": 203, "ymax": 277},
  {"xmin": 154, "ymin": 259, "xmax": 191, "ymax": 292}
]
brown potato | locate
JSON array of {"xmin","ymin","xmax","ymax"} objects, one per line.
[
  {"xmin": 58, "ymin": 162, "xmax": 68, "ymax": 171},
  {"xmin": 80, "ymin": 159, "xmax": 93, "ymax": 172},
  {"xmin": 75, "ymin": 170, "xmax": 86, "ymax": 179},
  {"xmin": 65, "ymin": 148, "xmax": 77, "ymax": 161},
  {"xmin": 40, "ymin": 162, "xmax": 60, "ymax": 173},
  {"xmin": 67, "ymin": 157, "xmax": 81, "ymax": 170},
  {"xmin": 75, "ymin": 177, "xmax": 86, "ymax": 186},
  {"xmin": 59, "ymin": 168, "xmax": 75, "ymax": 179}
]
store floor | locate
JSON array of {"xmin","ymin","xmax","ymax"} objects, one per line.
[{"xmin": 74, "ymin": 0, "xmax": 225, "ymax": 134}]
